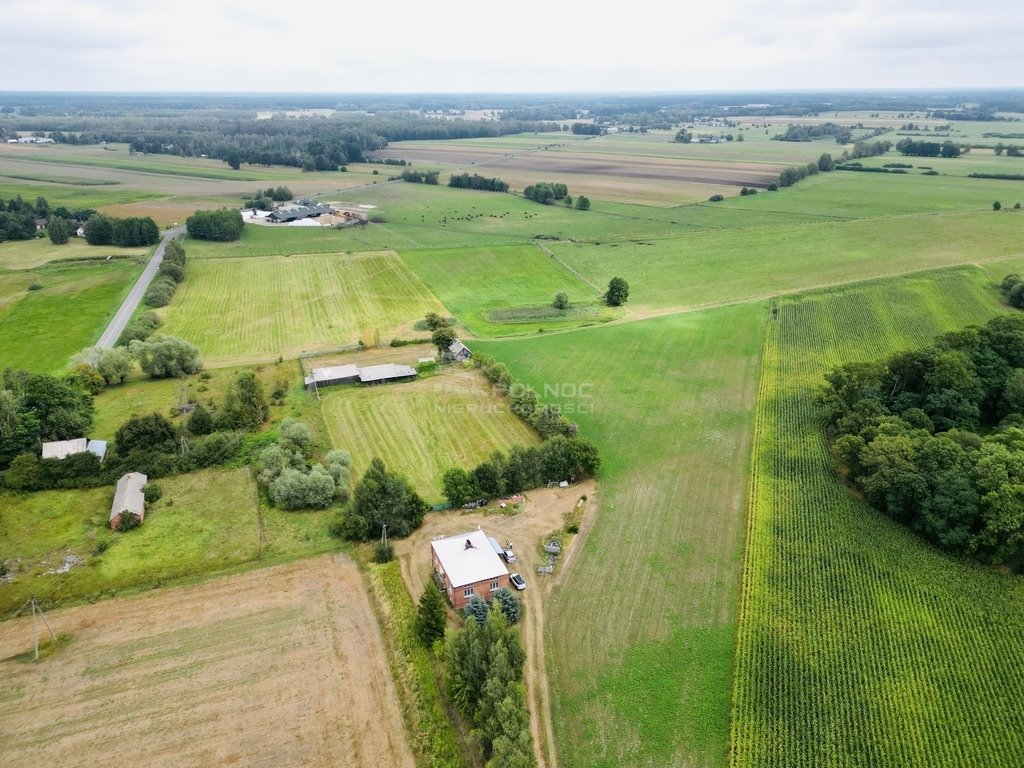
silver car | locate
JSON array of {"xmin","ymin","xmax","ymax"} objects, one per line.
[{"xmin": 509, "ymin": 573, "xmax": 526, "ymax": 590}]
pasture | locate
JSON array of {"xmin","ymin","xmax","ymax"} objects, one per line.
[
  {"xmin": 400, "ymin": 243, "xmax": 600, "ymax": 336},
  {"xmin": 0, "ymin": 259, "xmax": 142, "ymax": 373},
  {"xmin": 0, "ymin": 237, "xmax": 147, "ymax": 270},
  {"xmin": 0, "ymin": 555, "xmax": 414, "ymax": 768},
  {"xmin": 158, "ymin": 250, "xmax": 447, "ymax": 366},
  {"xmin": 549, "ymin": 210, "xmax": 1024, "ymax": 311},
  {"xmin": 0, "ymin": 467, "xmax": 341, "ymax": 617},
  {"xmin": 731, "ymin": 268, "xmax": 1024, "ymax": 767},
  {"xmin": 477, "ymin": 303, "xmax": 767, "ymax": 768},
  {"xmin": 318, "ymin": 367, "xmax": 540, "ymax": 501}
]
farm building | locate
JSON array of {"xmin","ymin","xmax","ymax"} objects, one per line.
[
  {"xmin": 41, "ymin": 438, "xmax": 107, "ymax": 462},
  {"xmin": 304, "ymin": 363, "xmax": 360, "ymax": 390},
  {"xmin": 448, "ymin": 339, "xmax": 472, "ymax": 362},
  {"xmin": 266, "ymin": 200, "xmax": 334, "ymax": 223},
  {"xmin": 109, "ymin": 472, "xmax": 148, "ymax": 530},
  {"xmin": 359, "ymin": 363, "xmax": 417, "ymax": 385},
  {"xmin": 431, "ymin": 530, "xmax": 510, "ymax": 609}
]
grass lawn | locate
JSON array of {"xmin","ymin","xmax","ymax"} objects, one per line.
[
  {"xmin": 400, "ymin": 243, "xmax": 599, "ymax": 336},
  {"xmin": 477, "ymin": 302, "xmax": 767, "ymax": 768},
  {"xmin": 0, "ymin": 259, "xmax": 143, "ymax": 374},
  {"xmin": 0, "ymin": 467, "xmax": 343, "ymax": 617},
  {"xmin": 732, "ymin": 267, "xmax": 1024, "ymax": 767},
  {"xmin": 158, "ymin": 251, "xmax": 447, "ymax": 366},
  {"xmin": 550, "ymin": 210, "xmax": 1024, "ymax": 311},
  {"xmin": 0, "ymin": 238, "xmax": 147, "ymax": 270},
  {"xmin": 318, "ymin": 367, "xmax": 539, "ymax": 501}
]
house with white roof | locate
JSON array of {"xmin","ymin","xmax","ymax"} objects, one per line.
[{"xmin": 431, "ymin": 530, "xmax": 510, "ymax": 609}]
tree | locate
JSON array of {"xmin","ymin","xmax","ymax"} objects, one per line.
[
  {"xmin": 817, "ymin": 153, "xmax": 835, "ymax": 172},
  {"xmin": 97, "ymin": 346, "xmax": 134, "ymax": 385},
  {"xmin": 129, "ymin": 336, "xmax": 202, "ymax": 378},
  {"xmin": 187, "ymin": 404, "xmax": 214, "ymax": 435},
  {"xmin": 994, "ymin": 201, "xmax": 1002, "ymax": 211},
  {"xmin": 344, "ymin": 457, "xmax": 429, "ymax": 540},
  {"xmin": 464, "ymin": 595, "xmax": 490, "ymax": 625},
  {"xmin": 432, "ymin": 326, "xmax": 457, "ymax": 357},
  {"xmin": 271, "ymin": 466, "xmax": 335, "ymax": 509},
  {"xmin": 115, "ymin": 413, "xmax": 176, "ymax": 455},
  {"xmin": 415, "ymin": 581, "xmax": 447, "ymax": 645},
  {"xmin": 219, "ymin": 372, "xmax": 268, "ymax": 430},
  {"xmin": 82, "ymin": 214, "xmax": 114, "ymax": 245},
  {"xmin": 574, "ymin": 195, "xmax": 590, "ymax": 211},
  {"xmin": 225, "ymin": 151, "xmax": 242, "ymax": 170},
  {"xmin": 423, "ymin": 311, "xmax": 449, "ymax": 331},
  {"xmin": 492, "ymin": 587, "xmax": 521, "ymax": 624},
  {"xmin": 47, "ymin": 216, "xmax": 73, "ymax": 245},
  {"xmin": 605, "ymin": 277, "xmax": 629, "ymax": 306},
  {"xmin": 186, "ymin": 209, "xmax": 244, "ymax": 241},
  {"xmin": 552, "ymin": 292, "xmax": 570, "ymax": 310},
  {"xmin": 5, "ymin": 452, "xmax": 42, "ymax": 491},
  {"xmin": 442, "ymin": 466, "xmax": 477, "ymax": 506}
]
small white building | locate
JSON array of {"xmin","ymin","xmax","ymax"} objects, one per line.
[
  {"xmin": 41, "ymin": 437, "xmax": 107, "ymax": 461},
  {"xmin": 110, "ymin": 472, "xmax": 148, "ymax": 530}
]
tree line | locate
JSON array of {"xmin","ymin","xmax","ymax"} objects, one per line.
[
  {"xmin": 523, "ymin": 182, "xmax": 569, "ymax": 205},
  {"xmin": 185, "ymin": 208, "xmax": 244, "ymax": 241},
  {"xmin": 895, "ymin": 138, "xmax": 964, "ymax": 158},
  {"xmin": 448, "ymin": 173, "xmax": 509, "ymax": 192},
  {"xmin": 83, "ymin": 214, "xmax": 161, "ymax": 247},
  {"xmin": 143, "ymin": 238, "xmax": 187, "ymax": 307},
  {"xmin": 0, "ymin": 194, "xmax": 96, "ymax": 243},
  {"xmin": 399, "ymin": 169, "xmax": 440, "ymax": 185},
  {"xmin": 820, "ymin": 313, "xmax": 1024, "ymax": 569}
]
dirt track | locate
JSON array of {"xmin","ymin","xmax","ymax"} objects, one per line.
[
  {"xmin": 394, "ymin": 480, "xmax": 596, "ymax": 768},
  {"xmin": 0, "ymin": 554, "xmax": 414, "ymax": 768}
]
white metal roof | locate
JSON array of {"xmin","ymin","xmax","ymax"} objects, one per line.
[
  {"xmin": 110, "ymin": 472, "xmax": 148, "ymax": 522},
  {"xmin": 358, "ymin": 363, "xmax": 416, "ymax": 383},
  {"xmin": 431, "ymin": 530, "xmax": 509, "ymax": 588},
  {"xmin": 304, "ymin": 364, "xmax": 360, "ymax": 386},
  {"xmin": 41, "ymin": 438, "xmax": 88, "ymax": 460}
]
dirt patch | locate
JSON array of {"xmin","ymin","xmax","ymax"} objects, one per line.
[
  {"xmin": 394, "ymin": 480, "xmax": 597, "ymax": 768},
  {"xmin": 0, "ymin": 554, "xmax": 414, "ymax": 768}
]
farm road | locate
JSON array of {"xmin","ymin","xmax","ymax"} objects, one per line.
[{"xmin": 96, "ymin": 225, "xmax": 185, "ymax": 349}]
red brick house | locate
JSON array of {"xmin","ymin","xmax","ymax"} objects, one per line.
[{"xmin": 431, "ymin": 530, "xmax": 510, "ymax": 610}]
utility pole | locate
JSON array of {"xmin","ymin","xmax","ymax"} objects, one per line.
[{"xmin": 30, "ymin": 597, "xmax": 56, "ymax": 661}]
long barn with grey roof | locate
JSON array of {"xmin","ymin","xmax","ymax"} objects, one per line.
[{"xmin": 267, "ymin": 200, "xmax": 334, "ymax": 223}]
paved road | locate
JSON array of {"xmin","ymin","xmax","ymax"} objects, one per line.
[{"xmin": 96, "ymin": 226, "xmax": 186, "ymax": 349}]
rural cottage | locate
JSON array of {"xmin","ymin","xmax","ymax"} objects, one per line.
[{"xmin": 431, "ymin": 530, "xmax": 510, "ymax": 609}]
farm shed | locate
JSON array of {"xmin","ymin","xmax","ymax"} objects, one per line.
[
  {"xmin": 431, "ymin": 530, "xmax": 510, "ymax": 609},
  {"xmin": 448, "ymin": 339, "xmax": 472, "ymax": 362},
  {"xmin": 304, "ymin": 364, "xmax": 360, "ymax": 391},
  {"xmin": 109, "ymin": 472, "xmax": 148, "ymax": 530},
  {"xmin": 358, "ymin": 363, "xmax": 417, "ymax": 385},
  {"xmin": 267, "ymin": 200, "xmax": 334, "ymax": 223},
  {"xmin": 42, "ymin": 438, "xmax": 108, "ymax": 461}
]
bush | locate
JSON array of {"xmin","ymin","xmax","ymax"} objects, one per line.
[
  {"xmin": 552, "ymin": 292, "xmax": 570, "ymax": 310},
  {"xmin": 373, "ymin": 539, "xmax": 395, "ymax": 563},
  {"xmin": 143, "ymin": 483, "xmax": 162, "ymax": 503},
  {"xmin": 27, "ymin": 282, "xmax": 43, "ymax": 291},
  {"xmin": 708, "ymin": 194, "xmax": 725, "ymax": 202}
]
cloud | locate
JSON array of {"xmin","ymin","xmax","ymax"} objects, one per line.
[{"xmin": 0, "ymin": 0, "xmax": 1020, "ymax": 91}]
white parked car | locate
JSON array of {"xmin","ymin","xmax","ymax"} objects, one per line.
[
  {"xmin": 502, "ymin": 548, "xmax": 516, "ymax": 563},
  {"xmin": 509, "ymin": 573, "xmax": 527, "ymax": 590}
]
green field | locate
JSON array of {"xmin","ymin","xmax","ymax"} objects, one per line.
[
  {"xmin": 400, "ymin": 243, "xmax": 601, "ymax": 335},
  {"xmin": 0, "ymin": 238, "xmax": 148, "ymax": 271},
  {"xmin": 0, "ymin": 259, "xmax": 142, "ymax": 373},
  {"xmin": 550, "ymin": 210, "xmax": 1024, "ymax": 310},
  {"xmin": 478, "ymin": 303, "xmax": 766, "ymax": 768},
  {"xmin": 731, "ymin": 268, "xmax": 1024, "ymax": 767},
  {"xmin": 318, "ymin": 368, "xmax": 539, "ymax": 501},
  {"xmin": 0, "ymin": 467, "xmax": 343, "ymax": 616},
  {"xmin": 159, "ymin": 250, "xmax": 446, "ymax": 366}
]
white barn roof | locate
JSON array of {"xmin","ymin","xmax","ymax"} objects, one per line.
[
  {"xmin": 42, "ymin": 438, "xmax": 88, "ymax": 460},
  {"xmin": 358, "ymin": 363, "xmax": 416, "ymax": 384},
  {"xmin": 304, "ymin": 364, "xmax": 360, "ymax": 387},
  {"xmin": 110, "ymin": 472, "xmax": 148, "ymax": 522},
  {"xmin": 431, "ymin": 530, "xmax": 509, "ymax": 589}
]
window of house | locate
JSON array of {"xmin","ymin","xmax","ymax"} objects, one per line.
[
  {"xmin": 463, "ymin": 587, "xmax": 474, "ymax": 598},
  {"xmin": 489, "ymin": 580, "xmax": 500, "ymax": 591}
]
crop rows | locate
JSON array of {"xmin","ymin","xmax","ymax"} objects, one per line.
[{"xmin": 731, "ymin": 269, "xmax": 1024, "ymax": 767}]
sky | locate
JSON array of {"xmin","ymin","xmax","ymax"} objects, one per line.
[{"xmin": 2, "ymin": 0, "xmax": 1021, "ymax": 92}]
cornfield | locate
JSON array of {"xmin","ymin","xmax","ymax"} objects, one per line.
[{"xmin": 731, "ymin": 269, "xmax": 1024, "ymax": 767}]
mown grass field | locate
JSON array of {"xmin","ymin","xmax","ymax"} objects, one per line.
[
  {"xmin": 477, "ymin": 303, "xmax": 767, "ymax": 768},
  {"xmin": 549, "ymin": 210, "xmax": 1024, "ymax": 310},
  {"xmin": 0, "ymin": 467, "xmax": 343, "ymax": 617},
  {"xmin": 400, "ymin": 243, "xmax": 601, "ymax": 336},
  {"xmin": 0, "ymin": 259, "xmax": 142, "ymax": 373},
  {"xmin": 318, "ymin": 368, "xmax": 539, "ymax": 501},
  {"xmin": 0, "ymin": 237, "xmax": 147, "ymax": 270},
  {"xmin": 159, "ymin": 250, "xmax": 447, "ymax": 366},
  {"xmin": 731, "ymin": 268, "xmax": 1024, "ymax": 767}
]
